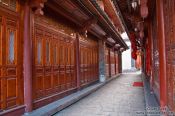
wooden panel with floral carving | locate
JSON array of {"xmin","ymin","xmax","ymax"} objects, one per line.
[
  {"xmin": 33, "ymin": 15, "xmax": 76, "ymax": 108},
  {"xmin": 110, "ymin": 50, "xmax": 115, "ymax": 76},
  {"xmin": 0, "ymin": 6, "xmax": 23, "ymax": 111},
  {"xmin": 79, "ymin": 35, "xmax": 98, "ymax": 87},
  {"xmin": 105, "ymin": 47, "xmax": 110, "ymax": 78}
]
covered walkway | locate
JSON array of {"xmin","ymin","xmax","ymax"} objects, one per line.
[
  {"xmin": 54, "ymin": 71, "xmax": 145, "ymax": 116},
  {"xmin": 1, "ymin": 0, "xmax": 175, "ymax": 115}
]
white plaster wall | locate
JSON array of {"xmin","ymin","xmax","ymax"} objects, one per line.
[
  {"xmin": 120, "ymin": 32, "xmax": 132, "ymax": 71},
  {"xmin": 122, "ymin": 42, "xmax": 132, "ymax": 70}
]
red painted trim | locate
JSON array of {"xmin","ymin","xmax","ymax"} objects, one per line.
[
  {"xmin": 156, "ymin": 0, "xmax": 167, "ymax": 108},
  {"xmin": 23, "ymin": 3, "xmax": 33, "ymax": 112}
]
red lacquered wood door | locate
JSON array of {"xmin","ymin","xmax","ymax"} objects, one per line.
[
  {"xmin": 115, "ymin": 53, "xmax": 119, "ymax": 74},
  {"xmin": 33, "ymin": 15, "xmax": 77, "ymax": 108},
  {"xmin": 59, "ymin": 43, "xmax": 66, "ymax": 91},
  {"xmin": 80, "ymin": 47, "xmax": 85, "ymax": 85},
  {"xmin": 0, "ymin": 14, "xmax": 23, "ymax": 110},
  {"xmin": 52, "ymin": 38, "xmax": 60, "ymax": 93},
  {"xmin": 110, "ymin": 51, "xmax": 115, "ymax": 76},
  {"xmin": 80, "ymin": 36, "xmax": 98, "ymax": 87}
]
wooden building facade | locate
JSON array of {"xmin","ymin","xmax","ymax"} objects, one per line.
[
  {"xmin": 141, "ymin": 0, "xmax": 175, "ymax": 113},
  {"xmin": 116, "ymin": 0, "xmax": 175, "ymax": 114},
  {"xmin": 0, "ymin": 0, "xmax": 128, "ymax": 115}
]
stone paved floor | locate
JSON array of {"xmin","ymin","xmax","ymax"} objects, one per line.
[{"xmin": 54, "ymin": 71, "xmax": 146, "ymax": 116}]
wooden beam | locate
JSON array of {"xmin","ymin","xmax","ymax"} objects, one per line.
[
  {"xmin": 79, "ymin": 17, "xmax": 98, "ymax": 34},
  {"xmin": 30, "ymin": 0, "xmax": 47, "ymax": 15},
  {"xmin": 46, "ymin": 1, "xmax": 82, "ymax": 27}
]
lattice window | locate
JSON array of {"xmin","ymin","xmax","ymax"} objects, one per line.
[
  {"xmin": 8, "ymin": 30, "xmax": 15, "ymax": 63},
  {"xmin": 46, "ymin": 41, "xmax": 50, "ymax": 64},
  {"xmin": 53, "ymin": 45, "xmax": 57, "ymax": 64},
  {"xmin": 37, "ymin": 40, "xmax": 42, "ymax": 64},
  {"xmin": 65, "ymin": 47, "xmax": 68, "ymax": 64},
  {"xmin": 71, "ymin": 47, "xmax": 74, "ymax": 65},
  {"xmin": 59, "ymin": 45, "xmax": 64, "ymax": 65}
]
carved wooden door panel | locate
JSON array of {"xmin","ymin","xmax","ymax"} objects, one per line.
[
  {"xmin": 91, "ymin": 51, "xmax": 95, "ymax": 82},
  {"xmin": 111, "ymin": 51, "xmax": 115, "ymax": 76},
  {"xmin": 44, "ymin": 32, "xmax": 53, "ymax": 96},
  {"xmin": 91, "ymin": 50, "xmax": 94, "ymax": 81},
  {"xmin": 115, "ymin": 53, "xmax": 119, "ymax": 74},
  {"xmin": 114, "ymin": 53, "xmax": 116, "ymax": 75},
  {"xmin": 66, "ymin": 44, "xmax": 71, "ymax": 89},
  {"xmin": 52, "ymin": 38, "xmax": 60, "ymax": 93},
  {"xmin": 33, "ymin": 15, "xmax": 76, "ymax": 108},
  {"xmin": 86, "ymin": 49, "xmax": 89, "ymax": 83},
  {"xmin": 59, "ymin": 42, "xmax": 65, "ymax": 91},
  {"xmin": 80, "ymin": 47, "xmax": 85, "ymax": 85},
  {"xmin": 33, "ymin": 26, "xmax": 45, "ymax": 99},
  {"xmin": 87, "ymin": 49, "xmax": 90, "ymax": 83},
  {"xmin": 79, "ymin": 37, "xmax": 98, "ymax": 86},
  {"xmin": 33, "ymin": 26, "xmax": 59, "ymax": 99},
  {"xmin": 70, "ymin": 43, "xmax": 76, "ymax": 88},
  {"xmin": 64, "ymin": 40, "xmax": 75, "ymax": 90},
  {"xmin": 0, "ymin": 15, "xmax": 23, "ymax": 110},
  {"xmin": 84, "ymin": 48, "xmax": 88, "ymax": 84}
]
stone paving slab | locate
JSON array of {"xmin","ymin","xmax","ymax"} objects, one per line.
[
  {"xmin": 54, "ymin": 71, "xmax": 146, "ymax": 116},
  {"xmin": 24, "ymin": 75, "xmax": 120, "ymax": 116}
]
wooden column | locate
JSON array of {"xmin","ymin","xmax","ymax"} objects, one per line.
[
  {"xmin": 156, "ymin": 0, "xmax": 167, "ymax": 108},
  {"xmin": 99, "ymin": 39, "xmax": 106, "ymax": 82},
  {"xmin": 76, "ymin": 33, "xmax": 80, "ymax": 89},
  {"xmin": 23, "ymin": 3, "xmax": 33, "ymax": 113}
]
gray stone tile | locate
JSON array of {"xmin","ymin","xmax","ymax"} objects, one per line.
[{"xmin": 54, "ymin": 71, "xmax": 146, "ymax": 116}]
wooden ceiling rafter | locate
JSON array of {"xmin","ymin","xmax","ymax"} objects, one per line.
[
  {"xmin": 116, "ymin": 0, "xmax": 141, "ymax": 33},
  {"xmin": 43, "ymin": 0, "xmax": 128, "ymax": 50},
  {"xmin": 112, "ymin": 0, "xmax": 130, "ymax": 38},
  {"xmin": 83, "ymin": 0, "xmax": 128, "ymax": 49},
  {"xmin": 79, "ymin": 17, "xmax": 98, "ymax": 34},
  {"xmin": 102, "ymin": 0, "xmax": 124, "ymax": 32},
  {"xmin": 77, "ymin": 0, "xmax": 121, "ymax": 46},
  {"xmin": 30, "ymin": 0, "xmax": 47, "ymax": 15},
  {"xmin": 71, "ymin": 0, "xmax": 94, "ymax": 17},
  {"xmin": 45, "ymin": 1, "xmax": 82, "ymax": 27}
]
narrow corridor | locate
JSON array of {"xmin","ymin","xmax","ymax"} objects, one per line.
[{"xmin": 54, "ymin": 71, "xmax": 145, "ymax": 116}]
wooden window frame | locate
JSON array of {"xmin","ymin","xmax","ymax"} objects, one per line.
[{"xmin": 6, "ymin": 27, "xmax": 16, "ymax": 65}]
